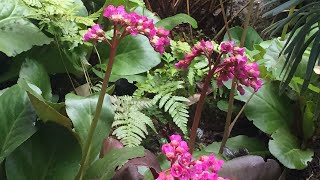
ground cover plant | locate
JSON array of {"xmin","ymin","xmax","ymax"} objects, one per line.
[{"xmin": 0, "ymin": 0, "xmax": 319, "ymax": 180}]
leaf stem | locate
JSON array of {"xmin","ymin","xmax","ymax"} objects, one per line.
[
  {"xmin": 76, "ymin": 24, "xmax": 118, "ymax": 180},
  {"xmin": 189, "ymin": 53, "xmax": 222, "ymax": 152}
]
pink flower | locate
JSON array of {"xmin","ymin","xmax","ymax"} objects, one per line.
[
  {"xmin": 169, "ymin": 134, "xmax": 182, "ymax": 146},
  {"xmin": 83, "ymin": 24, "xmax": 105, "ymax": 42},
  {"xmin": 220, "ymin": 41, "xmax": 234, "ymax": 54},
  {"xmin": 233, "ymin": 46, "xmax": 245, "ymax": 55},
  {"xmin": 83, "ymin": 31, "xmax": 93, "ymax": 42},
  {"xmin": 178, "ymin": 152, "xmax": 192, "ymax": 167},
  {"xmin": 200, "ymin": 40, "xmax": 214, "ymax": 54},
  {"xmin": 103, "ymin": 5, "xmax": 127, "ymax": 23},
  {"xmin": 176, "ymin": 141, "xmax": 189, "ymax": 153},
  {"xmin": 170, "ymin": 164, "xmax": 183, "ymax": 177},
  {"xmin": 237, "ymin": 85, "xmax": 245, "ymax": 95},
  {"xmin": 100, "ymin": 5, "xmax": 170, "ymax": 54},
  {"xmin": 156, "ymin": 172, "xmax": 166, "ymax": 180},
  {"xmin": 175, "ymin": 60, "xmax": 191, "ymax": 70},
  {"xmin": 156, "ymin": 27, "xmax": 170, "ymax": 36},
  {"xmin": 158, "ymin": 134, "xmax": 228, "ymax": 180},
  {"xmin": 161, "ymin": 144, "xmax": 175, "ymax": 160},
  {"xmin": 180, "ymin": 169, "xmax": 190, "ymax": 180}
]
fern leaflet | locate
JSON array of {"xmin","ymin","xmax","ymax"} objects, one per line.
[{"xmin": 111, "ymin": 96, "xmax": 156, "ymax": 147}]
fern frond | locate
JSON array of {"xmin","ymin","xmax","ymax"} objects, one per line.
[
  {"xmin": 153, "ymin": 93, "xmax": 190, "ymax": 134},
  {"xmin": 22, "ymin": 0, "xmax": 42, "ymax": 7},
  {"xmin": 111, "ymin": 96, "xmax": 156, "ymax": 147}
]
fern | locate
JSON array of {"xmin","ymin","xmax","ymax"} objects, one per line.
[
  {"xmin": 135, "ymin": 78, "xmax": 190, "ymax": 134},
  {"xmin": 153, "ymin": 93, "xmax": 189, "ymax": 134},
  {"xmin": 22, "ymin": 0, "xmax": 42, "ymax": 7},
  {"xmin": 111, "ymin": 96, "xmax": 156, "ymax": 147},
  {"xmin": 23, "ymin": 0, "xmax": 100, "ymax": 48}
]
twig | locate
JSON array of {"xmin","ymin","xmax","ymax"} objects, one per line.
[
  {"xmin": 228, "ymin": 91, "xmax": 256, "ymax": 136},
  {"xmin": 214, "ymin": 1, "xmax": 250, "ymax": 40},
  {"xmin": 219, "ymin": 0, "xmax": 231, "ymax": 40},
  {"xmin": 186, "ymin": 0, "xmax": 194, "ymax": 44}
]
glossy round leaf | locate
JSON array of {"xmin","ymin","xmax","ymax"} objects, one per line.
[
  {"xmin": 0, "ymin": 0, "xmax": 52, "ymax": 56},
  {"xmin": 5, "ymin": 124, "xmax": 81, "ymax": 180},
  {"xmin": 0, "ymin": 85, "xmax": 37, "ymax": 163},
  {"xmin": 99, "ymin": 35, "xmax": 161, "ymax": 76},
  {"xmin": 237, "ymin": 82, "xmax": 294, "ymax": 134},
  {"xmin": 19, "ymin": 59, "xmax": 52, "ymax": 101},
  {"xmin": 65, "ymin": 93, "xmax": 115, "ymax": 164},
  {"xmin": 269, "ymin": 128, "xmax": 313, "ymax": 169}
]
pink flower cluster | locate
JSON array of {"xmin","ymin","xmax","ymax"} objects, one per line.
[
  {"xmin": 84, "ymin": 5, "xmax": 170, "ymax": 54},
  {"xmin": 174, "ymin": 40, "xmax": 262, "ymax": 95},
  {"xmin": 175, "ymin": 40, "xmax": 214, "ymax": 70},
  {"xmin": 158, "ymin": 134, "xmax": 229, "ymax": 180},
  {"xmin": 83, "ymin": 24, "xmax": 105, "ymax": 42},
  {"xmin": 217, "ymin": 41, "xmax": 262, "ymax": 95}
]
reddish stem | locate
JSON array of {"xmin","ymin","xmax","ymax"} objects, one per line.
[{"xmin": 189, "ymin": 53, "xmax": 222, "ymax": 152}]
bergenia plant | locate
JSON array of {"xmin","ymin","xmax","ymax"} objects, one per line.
[
  {"xmin": 175, "ymin": 40, "xmax": 262, "ymax": 151},
  {"xmin": 78, "ymin": 5, "xmax": 170, "ymax": 178},
  {"xmin": 84, "ymin": 5, "xmax": 170, "ymax": 54},
  {"xmin": 158, "ymin": 134, "xmax": 229, "ymax": 180}
]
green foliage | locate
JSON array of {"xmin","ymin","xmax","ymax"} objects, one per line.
[
  {"xmin": 238, "ymin": 82, "xmax": 314, "ymax": 169},
  {"xmin": 223, "ymin": 26, "xmax": 263, "ymax": 50},
  {"xmin": 155, "ymin": 13, "xmax": 198, "ymax": 30},
  {"xmin": 302, "ymin": 101, "xmax": 316, "ymax": 141},
  {"xmin": 19, "ymin": 59, "xmax": 52, "ymax": 101},
  {"xmin": 0, "ymin": 0, "xmax": 52, "ymax": 57},
  {"xmin": 17, "ymin": 59, "xmax": 72, "ymax": 129},
  {"xmin": 0, "ymin": 85, "xmax": 37, "ymax": 163},
  {"xmin": 135, "ymin": 76, "xmax": 190, "ymax": 134},
  {"xmin": 111, "ymin": 96, "xmax": 156, "ymax": 147},
  {"xmin": 65, "ymin": 93, "xmax": 115, "ymax": 165},
  {"xmin": 153, "ymin": 93, "xmax": 190, "ymax": 134},
  {"xmin": 269, "ymin": 127, "xmax": 313, "ymax": 170},
  {"xmin": 237, "ymin": 82, "xmax": 294, "ymax": 134},
  {"xmin": 263, "ymin": 1, "xmax": 320, "ymax": 93},
  {"xmin": 26, "ymin": 0, "xmax": 94, "ymax": 47},
  {"xmin": 204, "ymin": 135, "xmax": 269, "ymax": 158},
  {"xmin": 5, "ymin": 124, "xmax": 82, "ymax": 180},
  {"xmin": 170, "ymin": 40, "xmax": 192, "ymax": 60},
  {"xmin": 85, "ymin": 146, "xmax": 144, "ymax": 180},
  {"xmin": 97, "ymin": 35, "xmax": 161, "ymax": 76}
]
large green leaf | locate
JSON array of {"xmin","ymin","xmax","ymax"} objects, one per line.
[
  {"xmin": 237, "ymin": 82, "xmax": 294, "ymax": 134},
  {"xmin": 0, "ymin": 0, "xmax": 52, "ymax": 57},
  {"xmin": 204, "ymin": 135, "xmax": 269, "ymax": 157},
  {"xmin": 0, "ymin": 85, "xmax": 37, "ymax": 163},
  {"xmin": 5, "ymin": 124, "xmax": 81, "ymax": 180},
  {"xmin": 223, "ymin": 26, "xmax": 262, "ymax": 50},
  {"xmin": 135, "ymin": 7, "xmax": 160, "ymax": 23},
  {"xmin": 65, "ymin": 93, "xmax": 115, "ymax": 164},
  {"xmin": 27, "ymin": 92, "xmax": 73, "ymax": 129},
  {"xmin": 85, "ymin": 146, "xmax": 144, "ymax": 179},
  {"xmin": 99, "ymin": 35, "xmax": 161, "ymax": 76},
  {"xmin": 0, "ymin": 44, "xmax": 88, "ymax": 83},
  {"xmin": 262, "ymin": 38, "xmax": 311, "ymax": 83},
  {"xmin": 269, "ymin": 127, "xmax": 313, "ymax": 169},
  {"xmin": 19, "ymin": 59, "xmax": 52, "ymax": 101},
  {"xmin": 17, "ymin": 77, "xmax": 73, "ymax": 129},
  {"xmin": 155, "ymin": 13, "xmax": 197, "ymax": 30}
]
